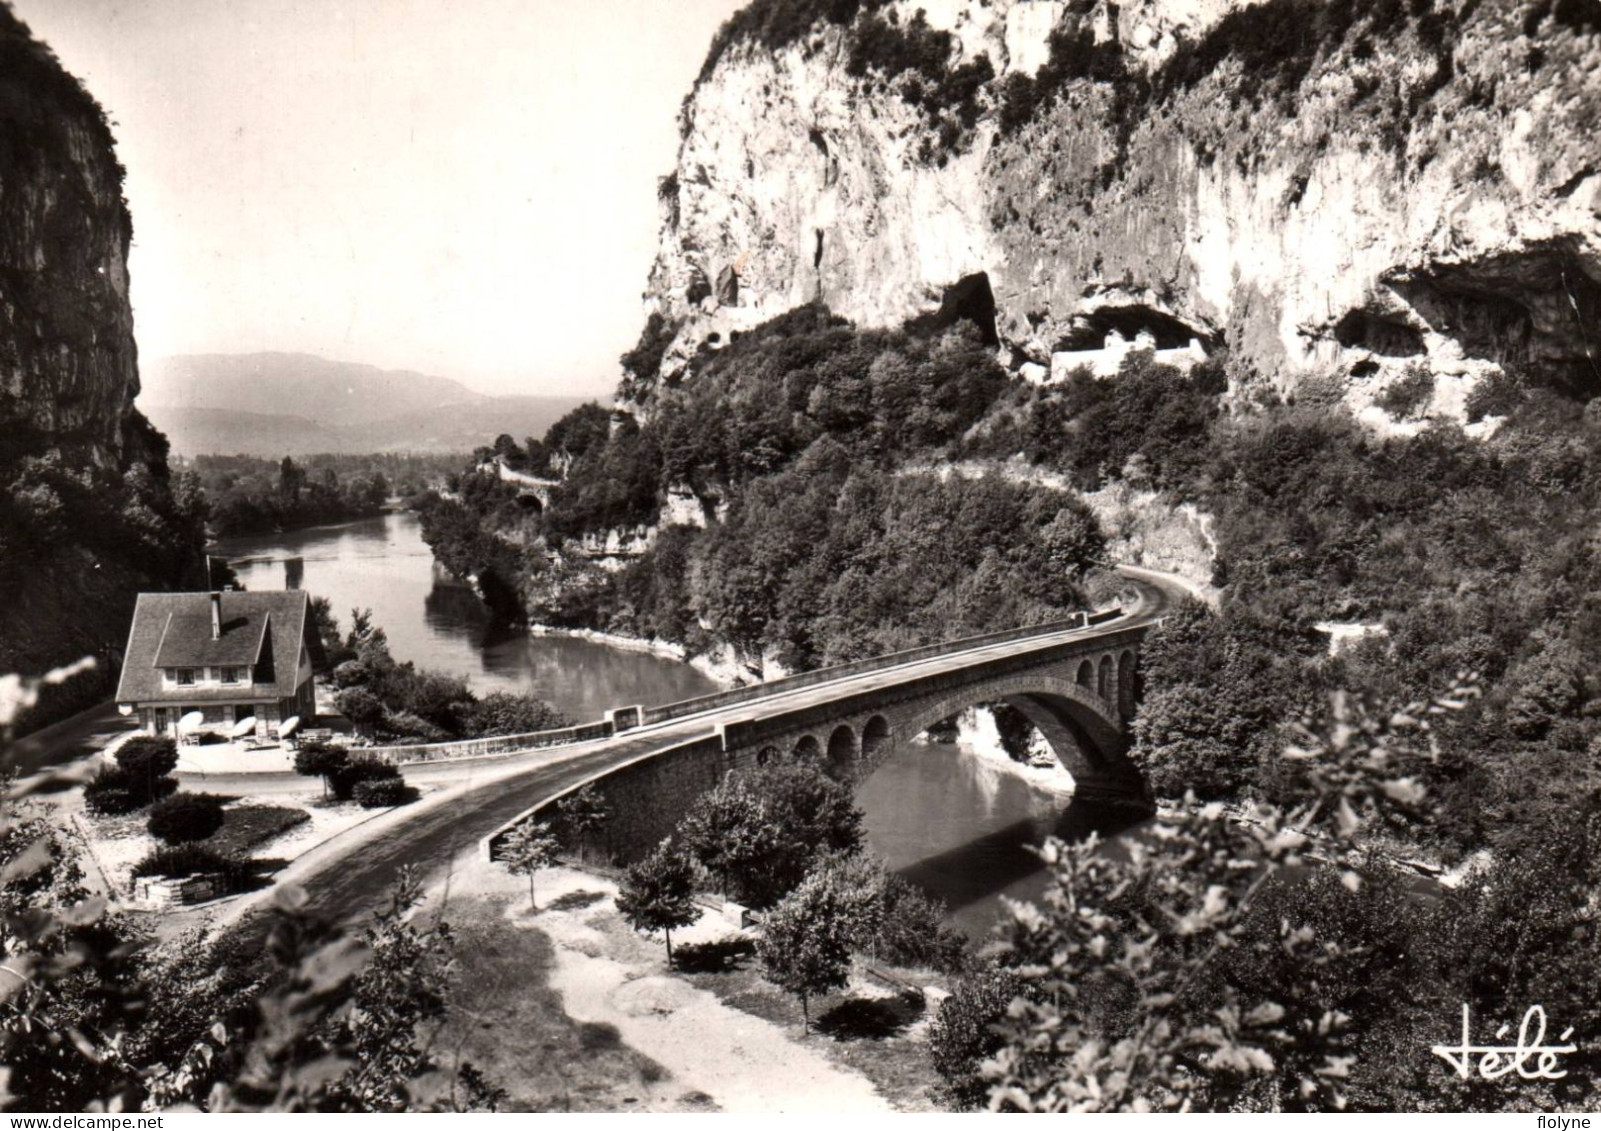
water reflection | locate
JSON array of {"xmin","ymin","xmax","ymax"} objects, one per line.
[
  {"xmin": 213, "ymin": 513, "xmax": 719, "ymax": 722},
  {"xmin": 859, "ymin": 740, "xmax": 1146, "ymax": 937},
  {"xmin": 215, "ymin": 513, "xmax": 1129, "ymax": 936}
]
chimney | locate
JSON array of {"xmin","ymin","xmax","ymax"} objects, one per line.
[{"xmin": 209, "ymin": 592, "xmax": 223, "ymax": 640}]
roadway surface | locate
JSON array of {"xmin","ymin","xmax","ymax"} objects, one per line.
[{"xmin": 205, "ymin": 569, "xmax": 1188, "ymax": 945}]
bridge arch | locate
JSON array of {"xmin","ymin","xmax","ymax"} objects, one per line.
[
  {"xmin": 862, "ymin": 715, "xmax": 891, "ymax": 763},
  {"xmin": 875, "ymin": 673, "xmax": 1141, "ymax": 799},
  {"xmin": 827, "ymin": 724, "xmax": 857, "ymax": 771},
  {"xmin": 794, "ymin": 734, "xmax": 821, "ymax": 761},
  {"xmin": 1118, "ymin": 650, "xmax": 1137, "ymax": 719},
  {"xmin": 1076, "ymin": 659, "xmax": 1095, "ymax": 688},
  {"xmin": 1097, "ymin": 654, "xmax": 1114, "ymax": 700}
]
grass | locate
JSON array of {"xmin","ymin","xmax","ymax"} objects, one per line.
[
  {"xmin": 421, "ymin": 899, "xmax": 698, "ymax": 1112},
  {"xmin": 674, "ymin": 941, "xmax": 947, "ymax": 1112},
  {"xmin": 210, "ymin": 804, "xmax": 310, "ymax": 856}
]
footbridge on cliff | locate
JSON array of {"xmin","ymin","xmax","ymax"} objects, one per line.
[{"xmin": 472, "ymin": 568, "xmax": 1188, "ymax": 866}]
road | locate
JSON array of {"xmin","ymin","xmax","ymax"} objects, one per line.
[{"xmin": 213, "ymin": 569, "xmax": 1187, "ymax": 944}]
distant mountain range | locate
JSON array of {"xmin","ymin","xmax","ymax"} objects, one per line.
[{"xmin": 138, "ymin": 353, "xmax": 596, "ymax": 456}]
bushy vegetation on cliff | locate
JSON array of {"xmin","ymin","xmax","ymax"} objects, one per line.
[
  {"xmin": 976, "ymin": 348, "xmax": 1601, "ymax": 862},
  {"xmin": 418, "ymin": 306, "xmax": 1104, "ymax": 672},
  {"xmin": 0, "ymin": 406, "xmax": 209, "ymax": 729}
]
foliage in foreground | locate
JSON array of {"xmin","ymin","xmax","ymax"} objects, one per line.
[{"xmin": 966, "ymin": 679, "xmax": 1601, "ymax": 1112}]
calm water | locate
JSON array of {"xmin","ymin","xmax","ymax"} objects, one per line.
[
  {"xmin": 216, "ymin": 512, "xmax": 1106, "ymax": 935},
  {"xmin": 214, "ymin": 513, "xmax": 720, "ymax": 722}
]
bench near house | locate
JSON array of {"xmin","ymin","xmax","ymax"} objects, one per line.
[{"xmin": 115, "ymin": 590, "xmax": 318, "ymax": 740}]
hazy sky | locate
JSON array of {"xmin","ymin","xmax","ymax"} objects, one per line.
[{"xmin": 15, "ymin": 0, "xmax": 743, "ymax": 397}]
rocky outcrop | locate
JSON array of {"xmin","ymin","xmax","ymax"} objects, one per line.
[
  {"xmin": 0, "ymin": 5, "xmax": 142, "ymax": 466},
  {"xmin": 637, "ymin": 0, "xmax": 1601, "ymax": 415},
  {"xmin": 0, "ymin": 8, "xmax": 202, "ymax": 730}
]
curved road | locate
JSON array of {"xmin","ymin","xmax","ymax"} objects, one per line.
[{"xmin": 214, "ymin": 569, "xmax": 1189, "ymax": 943}]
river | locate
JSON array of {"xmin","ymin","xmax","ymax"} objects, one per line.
[{"xmin": 216, "ymin": 511, "xmax": 1104, "ymax": 938}]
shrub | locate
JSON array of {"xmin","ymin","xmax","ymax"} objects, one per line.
[
  {"xmin": 929, "ymin": 963, "xmax": 1025, "ymax": 1109},
  {"xmin": 1374, "ymin": 365, "xmax": 1435, "ymax": 419},
  {"xmin": 874, "ymin": 874, "xmax": 968, "ymax": 974},
  {"xmin": 84, "ymin": 765, "xmax": 177, "ymax": 815},
  {"xmin": 146, "ymin": 793, "xmax": 227, "ymax": 844},
  {"xmin": 131, "ymin": 843, "xmax": 249, "ymax": 886},
  {"xmin": 293, "ymin": 741, "xmax": 348, "ymax": 798},
  {"xmin": 352, "ymin": 778, "xmax": 419, "ymax": 808},
  {"xmin": 329, "ymin": 758, "xmax": 400, "ymax": 802},
  {"xmin": 335, "ymin": 686, "xmax": 384, "ymax": 735},
  {"xmin": 115, "ymin": 736, "xmax": 178, "ymax": 781},
  {"xmin": 1464, "ymin": 366, "xmax": 1525, "ymax": 421},
  {"xmin": 456, "ymin": 692, "xmax": 570, "ymax": 738},
  {"xmin": 378, "ymin": 709, "xmax": 450, "ymax": 742},
  {"xmin": 83, "ymin": 778, "xmax": 142, "ymax": 816},
  {"xmin": 331, "ymin": 660, "xmax": 370, "ymax": 689},
  {"xmin": 209, "ymin": 805, "xmax": 311, "ymax": 856}
]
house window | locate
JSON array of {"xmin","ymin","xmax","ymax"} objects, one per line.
[
  {"xmin": 176, "ymin": 669, "xmax": 196, "ymax": 686},
  {"xmin": 221, "ymin": 667, "xmax": 241, "ymax": 685}
]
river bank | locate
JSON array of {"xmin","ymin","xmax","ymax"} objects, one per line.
[
  {"xmin": 216, "ymin": 512, "xmax": 1107, "ymax": 936},
  {"xmin": 525, "ymin": 624, "xmax": 743, "ymax": 692}
]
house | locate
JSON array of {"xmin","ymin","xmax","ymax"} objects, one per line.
[{"xmin": 115, "ymin": 590, "xmax": 318, "ymax": 740}]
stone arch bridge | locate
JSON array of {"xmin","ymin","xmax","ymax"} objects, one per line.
[{"xmin": 484, "ymin": 569, "xmax": 1186, "ymax": 866}]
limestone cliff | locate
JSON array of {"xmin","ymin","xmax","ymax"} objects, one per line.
[
  {"xmin": 0, "ymin": 4, "xmax": 143, "ymax": 465},
  {"xmin": 635, "ymin": 0, "xmax": 1601, "ymax": 420},
  {"xmin": 0, "ymin": 5, "xmax": 204, "ymax": 730}
]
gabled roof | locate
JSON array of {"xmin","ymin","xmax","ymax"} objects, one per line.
[
  {"xmin": 116, "ymin": 590, "xmax": 312, "ymax": 704},
  {"xmin": 153, "ymin": 604, "xmax": 269, "ymax": 668}
]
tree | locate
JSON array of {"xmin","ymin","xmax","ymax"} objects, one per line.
[
  {"xmin": 325, "ymin": 867, "xmax": 455, "ymax": 1110},
  {"xmin": 294, "ymin": 741, "xmax": 349, "ymax": 799},
  {"xmin": 677, "ymin": 761, "xmax": 865, "ymax": 908},
  {"xmin": 336, "ymin": 687, "xmax": 384, "ymax": 737},
  {"xmin": 553, "ymin": 784, "xmax": 611, "ymax": 862},
  {"xmin": 147, "ymin": 792, "xmax": 227, "ymax": 844},
  {"xmin": 676, "ymin": 777, "xmax": 775, "ymax": 901},
  {"xmin": 614, "ymin": 839, "xmax": 701, "ymax": 965},
  {"xmin": 982, "ymin": 682, "xmax": 1479, "ymax": 1112},
  {"xmin": 309, "ymin": 596, "xmax": 352, "ymax": 669},
  {"xmin": 498, "ymin": 822, "xmax": 562, "ymax": 910},
  {"xmin": 278, "ymin": 456, "xmax": 305, "ymax": 504},
  {"xmin": 930, "ymin": 963, "xmax": 1025, "ymax": 1109},
  {"xmin": 757, "ymin": 868, "xmax": 856, "ymax": 1032}
]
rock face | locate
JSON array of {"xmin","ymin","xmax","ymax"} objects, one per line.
[
  {"xmin": 0, "ymin": 5, "xmax": 141, "ymax": 466},
  {"xmin": 637, "ymin": 0, "xmax": 1601, "ymax": 413},
  {"xmin": 0, "ymin": 9, "xmax": 202, "ymax": 730}
]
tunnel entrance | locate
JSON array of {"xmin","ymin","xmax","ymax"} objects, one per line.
[
  {"xmin": 910, "ymin": 272, "xmax": 999, "ymax": 347},
  {"xmin": 1054, "ymin": 304, "xmax": 1213, "ymax": 352}
]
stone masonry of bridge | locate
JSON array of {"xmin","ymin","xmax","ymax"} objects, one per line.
[{"xmin": 489, "ymin": 622, "xmax": 1150, "ymax": 867}]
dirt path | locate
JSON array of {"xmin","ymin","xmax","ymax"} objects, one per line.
[{"xmin": 437, "ymin": 860, "xmax": 893, "ymax": 1114}]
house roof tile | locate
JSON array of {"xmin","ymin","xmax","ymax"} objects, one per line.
[{"xmin": 116, "ymin": 591, "xmax": 312, "ymax": 704}]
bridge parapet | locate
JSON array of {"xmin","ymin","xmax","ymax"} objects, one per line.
[{"xmin": 640, "ymin": 607, "xmax": 1116, "ymax": 728}]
